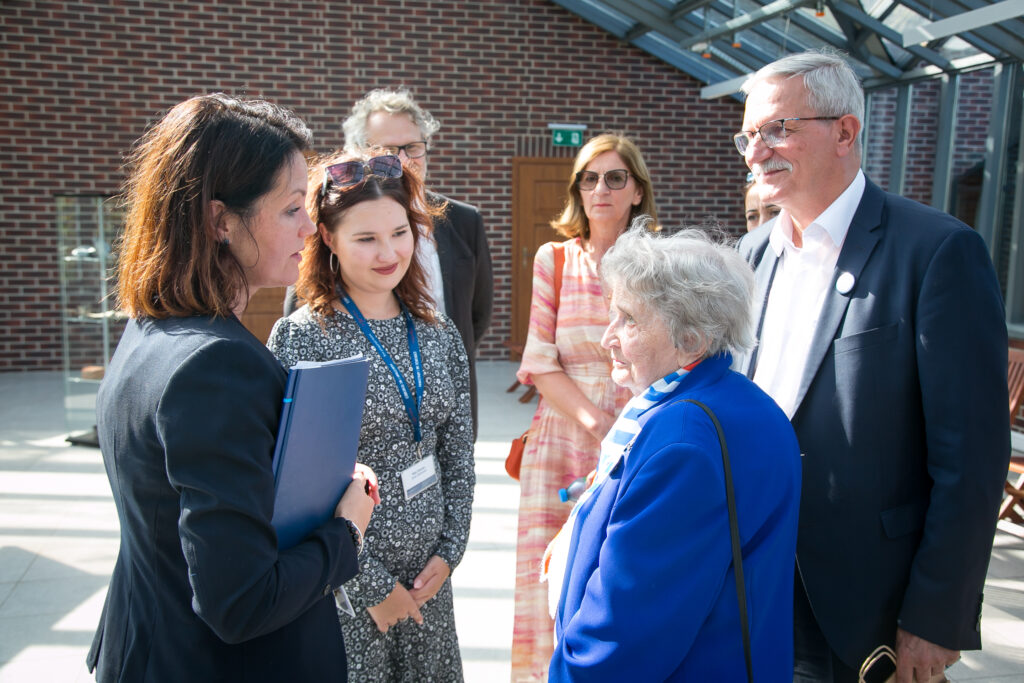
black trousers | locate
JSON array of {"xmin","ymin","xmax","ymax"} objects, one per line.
[{"xmin": 793, "ymin": 573, "xmax": 861, "ymax": 683}]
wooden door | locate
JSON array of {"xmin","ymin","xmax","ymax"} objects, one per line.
[
  {"xmin": 241, "ymin": 286, "xmax": 287, "ymax": 344},
  {"xmin": 510, "ymin": 157, "xmax": 575, "ymax": 359}
]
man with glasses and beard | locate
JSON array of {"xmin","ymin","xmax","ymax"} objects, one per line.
[
  {"xmin": 733, "ymin": 49, "xmax": 1009, "ymax": 683},
  {"xmin": 286, "ymin": 89, "xmax": 493, "ymax": 436}
]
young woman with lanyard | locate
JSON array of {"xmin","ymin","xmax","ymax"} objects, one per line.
[{"xmin": 268, "ymin": 153, "xmax": 475, "ymax": 682}]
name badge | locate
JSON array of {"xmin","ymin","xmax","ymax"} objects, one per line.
[
  {"xmin": 401, "ymin": 455, "xmax": 438, "ymax": 500},
  {"xmin": 334, "ymin": 586, "xmax": 355, "ymax": 617}
]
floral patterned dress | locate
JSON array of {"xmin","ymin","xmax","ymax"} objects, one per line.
[
  {"xmin": 268, "ymin": 305, "xmax": 475, "ymax": 683},
  {"xmin": 510, "ymin": 238, "xmax": 632, "ymax": 682}
]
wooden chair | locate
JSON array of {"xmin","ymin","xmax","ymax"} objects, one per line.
[{"xmin": 998, "ymin": 348, "xmax": 1024, "ymax": 525}]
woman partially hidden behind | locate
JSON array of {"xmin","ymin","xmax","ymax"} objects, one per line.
[
  {"xmin": 511, "ymin": 134, "xmax": 659, "ymax": 681},
  {"xmin": 547, "ymin": 225, "xmax": 801, "ymax": 682},
  {"xmin": 88, "ymin": 94, "xmax": 376, "ymax": 682}
]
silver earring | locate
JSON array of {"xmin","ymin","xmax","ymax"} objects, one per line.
[
  {"xmin": 329, "ymin": 252, "xmax": 338, "ymax": 274},
  {"xmin": 221, "ymin": 237, "xmax": 230, "ymax": 246}
]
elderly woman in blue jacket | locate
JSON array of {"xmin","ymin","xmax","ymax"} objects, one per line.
[{"xmin": 546, "ymin": 225, "xmax": 801, "ymax": 682}]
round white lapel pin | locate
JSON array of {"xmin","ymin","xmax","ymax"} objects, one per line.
[{"xmin": 836, "ymin": 271, "xmax": 855, "ymax": 295}]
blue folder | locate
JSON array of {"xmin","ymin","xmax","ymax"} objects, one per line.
[{"xmin": 270, "ymin": 355, "xmax": 370, "ymax": 550}]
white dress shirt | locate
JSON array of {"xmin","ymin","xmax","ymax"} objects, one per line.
[
  {"xmin": 417, "ymin": 224, "xmax": 446, "ymax": 315},
  {"xmin": 753, "ymin": 170, "xmax": 866, "ymax": 418}
]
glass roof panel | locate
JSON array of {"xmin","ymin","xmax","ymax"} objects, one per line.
[{"xmin": 550, "ymin": 0, "xmax": 1012, "ymax": 94}]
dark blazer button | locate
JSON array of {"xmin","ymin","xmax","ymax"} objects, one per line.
[{"xmin": 322, "ymin": 583, "xmax": 332, "ymax": 597}]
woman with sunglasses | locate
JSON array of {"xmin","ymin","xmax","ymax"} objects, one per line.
[
  {"xmin": 268, "ymin": 153, "xmax": 475, "ymax": 682},
  {"xmin": 511, "ymin": 133, "xmax": 659, "ymax": 681},
  {"xmin": 87, "ymin": 94, "xmax": 377, "ymax": 683}
]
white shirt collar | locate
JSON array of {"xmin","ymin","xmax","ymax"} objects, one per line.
[{"xmin": 768, "ymin": 169, "xmax": 866, "ymax": 257}]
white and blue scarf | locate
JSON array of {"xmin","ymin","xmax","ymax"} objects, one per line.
[{"xmin": 542, "ymin": 366, "xmax": 692, "ymax": 618}]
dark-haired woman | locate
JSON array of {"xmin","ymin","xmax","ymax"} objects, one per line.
[
  {"xmin": 268, "ymin": 153, "xmax": 474, "ymax": 682},
  {"xmin": 88, "ymin": 94, "xmax": 377, "ymax": 683}
]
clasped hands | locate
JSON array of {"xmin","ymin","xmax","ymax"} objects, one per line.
[{"xmin": 367, "ymin": 555, "xmax": 450, "ymax": 633}]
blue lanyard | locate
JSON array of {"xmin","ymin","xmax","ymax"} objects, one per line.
[{"xmin": 339, "ymin": 290, "xmax": 423, "ymax": 445}]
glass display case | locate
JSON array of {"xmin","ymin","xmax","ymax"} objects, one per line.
[{"xmin": 56, "ymin": 194, "xmax": 126, "ymax": 444}]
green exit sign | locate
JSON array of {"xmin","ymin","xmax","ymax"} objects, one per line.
[{"xmin": 551, "ymin": 128, "xmax": 584, "ymax": 147}]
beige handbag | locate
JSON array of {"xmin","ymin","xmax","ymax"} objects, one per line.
[{"xmin": 859, "ymin": 645, "xmax": 948, "ymax": 683}]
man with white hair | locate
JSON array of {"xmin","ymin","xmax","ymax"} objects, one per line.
[{"xmin": 735, "ymin": 49, "xmax": 1009, "ymax": 682}]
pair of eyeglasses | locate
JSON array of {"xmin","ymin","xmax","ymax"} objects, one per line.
[
  {"xmin": 576, "ymin": 169, "xmax": 631, "ymax": 191},
  {"xmin": 732, "ymin": 117, "xmax": 840, "ymax": 155},
  {"xmin": 322, "ymin": 154, "xmax": 403, "ymax": 193},
  {"xmin": 379, "ymin": 141, "xmax": 428, "ymax": 159}
]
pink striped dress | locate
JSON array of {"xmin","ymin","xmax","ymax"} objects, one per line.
[{"xmin": 510, "ymin": 238, "xmax": 631, "ymax": 682}]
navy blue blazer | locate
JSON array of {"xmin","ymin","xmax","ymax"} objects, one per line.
[
  {"xmin": 87, "ymin": 315, "xmax": 360, "ymax": 682},
  {"xmin": 736, "ymin": 178, "xmax": 1010, "ymax": 667},
  {"xmin": 550, "ymin": 353, "xmax": 801, "ymax": 682}
]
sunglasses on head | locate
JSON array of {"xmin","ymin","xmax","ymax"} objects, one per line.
[{"xmin": 322, "ymin": 154, "xmax": 403, "ymax": 194}]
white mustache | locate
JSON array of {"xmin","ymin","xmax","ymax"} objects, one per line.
[{"xmin": 752, "ymin": 159, "xmax": 793, "ymax": 178}]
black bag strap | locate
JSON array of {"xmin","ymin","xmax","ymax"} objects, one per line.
[{"xmin": 681, "ymin": 399, "xmax": 753, "ymax": 683}]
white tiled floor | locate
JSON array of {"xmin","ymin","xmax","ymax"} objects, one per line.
[{"xmin": 1, "ymin": 363, "xmax": 1022, "ymax": 682}]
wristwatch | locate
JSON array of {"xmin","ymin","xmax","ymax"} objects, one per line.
[{"xmin": 343, "ymin": 518, "xmax": 364, "ymax": 556}]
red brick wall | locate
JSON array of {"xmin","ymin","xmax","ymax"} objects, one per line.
[
  {"xmin": 0, "ymin": 0, "xmax": 751, "ymax": 370},
  {"xmin": 864, "ymin": 69, "xmax": 992, "ymax": 206},
  {"xmin": 863, "ymin": 70, "xmax": 1004, "ymax": 293}
]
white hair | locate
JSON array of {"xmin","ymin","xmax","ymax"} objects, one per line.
[
  {"xmin": 601, "ymin": 219, "xmax": 755, "ymax": 357},
  {"xmin": 742, "ymin": 49, "xmax": 865, "ymax": 151},
  {"xmin": 342, "ymin": 88, "xmax": 440, "ymax": 153}
]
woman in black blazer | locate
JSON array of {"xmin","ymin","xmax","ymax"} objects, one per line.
[{"xmin": 87, "ymin": 93, "xmax": 377, "ymax": 682}]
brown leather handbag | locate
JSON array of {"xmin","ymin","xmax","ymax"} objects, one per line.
[
  {"xmin": 505, "ymin": 430, "xmax": 530, "ymax": 480},
  {"xmin": 505, "ymin": 241, "xmax": 566, "ymax": 481}
]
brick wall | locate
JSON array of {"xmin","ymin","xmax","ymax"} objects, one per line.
[
  {"xmin": 0, "ymin": 0, "xmax": 751, "ymax": 370},
  {"xmin": 863, "ymin": 69, "xmax": 1006, "ymax": 294},
  {"xmin": 864, "ymin": 69, "xmax": 992, "ymax": 208}
]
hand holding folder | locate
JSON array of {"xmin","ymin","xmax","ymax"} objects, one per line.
[{"xmin": 270, "ymin": 355, "xmax": 370, "ymax": 550}]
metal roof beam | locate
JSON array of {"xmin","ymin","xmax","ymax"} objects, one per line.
[
  {"xmin": 548, "ymin": 0, "xmax": 737, "ymax": 85},
  {"xmin": 930, "ymin": 72, "xmax": 960, "ymax": 213},
  {"xmin": 827, "ymin": 1, "xmax": 953, "ymax": 69},
  {"xmin": 780, "ymin": 9, "xmax": 904, "ymax": 79},
  {"xmin": 975, "ymin": 62, "xmax": 1018, "ymax": 258},
  {"xmin": 669, "ymin": 0, "xmax": 714, "ymax": 22},
  {"xmin": 599, "ymin": 0, "xmax": 695, "ymax": 44},
  {"xmin": 826, "ymin": 4, "xmax": 888, "ymax": 67},
  {"xmin": 701, "ymin": 0, "xmax": 901, "ymax": 82},
  {"xmin": 887, "ymin": 83, "xmax": 912, "ymax": 196},
  {"xmin": 634, "ymin": 33, "xmax": 740, "ymax": 83},
  {"xmin": 704, "ymin": 0, "xmax": 817, "ymax": 53},
  {"xmin": 679, "ymin": 0, "xmax": 812, "ymax": 49},
  {"xmin": 900, "ymin": 0, "xmax": 1003, "ymax": 56},
  {"xmin": 700, "ymin": 9, "xmax": 904, "ymax": 99},
  {"xmin": 624, "ymin": 22, "xmax": 653, "ymax": 41},
  {"xmin": 861, "ymin": 52, "xmax": 1000, "ymax": 90},
  {"xmin": 628, "ymin": 0, "xmax": 777, "ymax": 70},
  {"xmin": 957, "ymin": 0, "xmax": 1024, "ymax": 34},
  {"xmin": 902, "ymin": 0, "xmax": 1024, "ymax": 46},
  {"xmin": 701, "ymin": 73, "xmax": 752, "ymax": 99},
  {"xmin": 903, "ymin": 0, "xmax": 1024, "ymax": 60}
]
